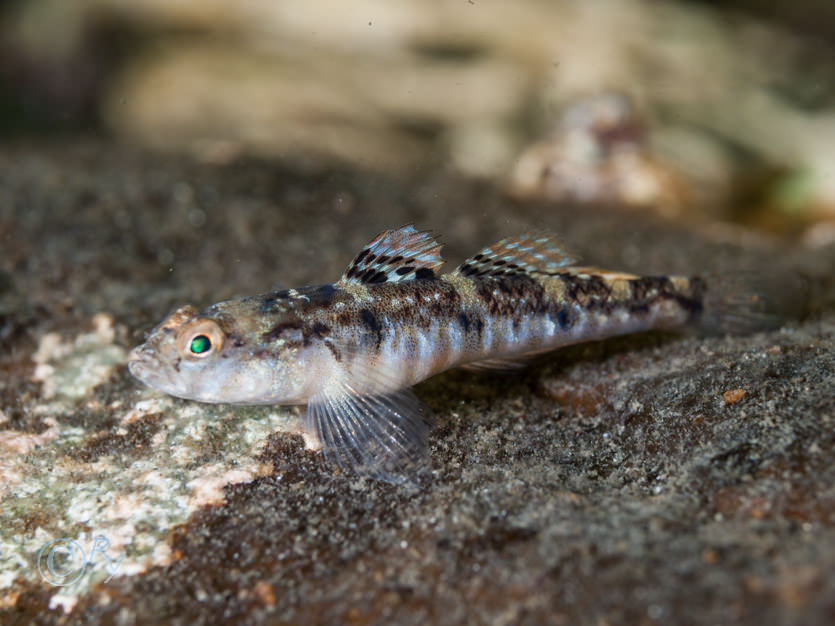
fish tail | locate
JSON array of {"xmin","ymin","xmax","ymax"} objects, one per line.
[{"xmin": 695, "ymin": 270, "xmax": 811, "ymax": 335}]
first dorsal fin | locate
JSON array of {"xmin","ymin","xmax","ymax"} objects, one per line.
[
  {"xmin": 339, "ymin": 225, "xmax": 444, "ymax": 286},
  {"xmin": 455, "ymin": 232, "xmax": 579, "ymax": 278}
]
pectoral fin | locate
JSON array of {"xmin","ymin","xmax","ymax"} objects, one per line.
[{"xmin": 302, "ymin": 386, "xmax": 430, "ymax": 484}]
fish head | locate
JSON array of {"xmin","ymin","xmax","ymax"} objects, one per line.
[{"xmin": 128, "ymin": 302, "xmax": 321, "ymax": 405}]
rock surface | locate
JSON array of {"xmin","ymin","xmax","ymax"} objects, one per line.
[{"xmin": 1, "ymin": 140, "xmax": 834, "ymax": 624}]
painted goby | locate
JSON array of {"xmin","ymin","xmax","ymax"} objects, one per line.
[{"xmin": 128, "ymin": 225, "xmax": 786, "ymax": 482}]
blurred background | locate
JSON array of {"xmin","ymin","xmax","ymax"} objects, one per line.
[{"xmin": 2, "ymin": 0, "xmax": 834, "ymax": 240}]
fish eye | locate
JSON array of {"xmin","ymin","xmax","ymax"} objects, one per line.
[
  {"xmin": 177, "ymin": 319, "xmax": 225, "ymax": 359},
  {"xmin": 189, "ymin": 334, "xmax": 212, "ymax": 355}
]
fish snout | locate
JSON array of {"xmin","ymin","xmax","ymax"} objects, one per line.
[{"xmin": 127, "ymin": 345, "xmax": 160, "ymax": 379}]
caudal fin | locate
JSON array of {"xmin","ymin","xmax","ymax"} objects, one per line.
[{"xmin": 696, "ymin": 270, "xmax": 811, "ymax": 335}]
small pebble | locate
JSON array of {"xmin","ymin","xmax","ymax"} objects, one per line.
[{"xmin": 723, "ymin": 389, "xmax": 747, "ymax": 404}]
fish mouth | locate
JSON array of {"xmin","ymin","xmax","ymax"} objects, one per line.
[{"xmin": 127, "ymin": 347, "xmax": 160, "ymax": 382}]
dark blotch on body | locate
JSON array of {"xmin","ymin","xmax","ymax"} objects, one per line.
[
  {"xmin": 359, "ymin": 308, "xmax": 384, "ymax": 348},
  {"xmin": 264, "ymin": 317, "xmax": 333, "ymax": 346},
  {"xmin": 458, "ymin": 311, "xmax": 485, "ymax": 337},
  {"xmin": 262, "ymin": 321, "xmax": 303, "ymax": 342},
  {"xmin": 475, "ymin": 275, "xmax": 547, "ymax": 318},
  {"xmin": 628, "ymin": 276, "xmax": 701, "ymax": 316},
  {"xmin": 556, "ymin": 308, "xmax": 572, "ymax": 330},
  {"xmin": 258, "ymin": 296, "xmax": 281, "ymax": 314},
  {"xmin": 560, "ymin": 274, "xmax": 613, "ymax": 312},
  {"xmin": 311, "ymin": 321, "xmax": 331, "ymax": 337}
]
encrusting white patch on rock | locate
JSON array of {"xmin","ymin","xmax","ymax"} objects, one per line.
[
  {"xmin": 187, "ymin": 465, "xmax": 274, "ymax": 507},
  {"xmin": 0, "ymin": 417, "xmax": 60, "ymax": 457},
  {"xmin": 32, "ymin": 313, "xmax": 126, "ymax": 400}
]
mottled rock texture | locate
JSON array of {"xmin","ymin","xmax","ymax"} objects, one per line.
[{"xmin": 1, "ymin": 141, "xmax": 833, "ymax": 625}]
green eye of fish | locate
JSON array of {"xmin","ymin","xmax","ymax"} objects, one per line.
[
  {"xmin": 189, "ymin": 334, "xmax": 212, "ymax": 355},
  {"xmin": 178, "ymin": 319, "xmax": 225, "ymax": 358}
]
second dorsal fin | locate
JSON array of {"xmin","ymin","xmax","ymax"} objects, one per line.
[
  {"xmin": 339, "ymin": 225, "xmax": 444, "ymax": 286},
  {"xmin": 455, "ymin": 232, "xmax": 579, "ymax": 278}
]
